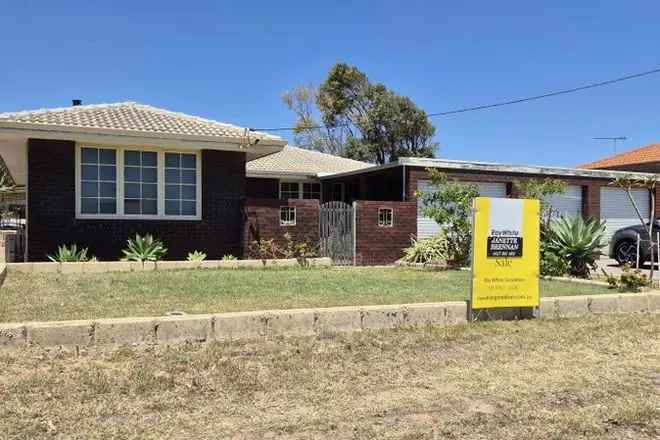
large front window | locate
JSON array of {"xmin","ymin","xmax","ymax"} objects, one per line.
[{"xmin": 77, "ymin": 146, "xmax": 201, "ymax": 219}]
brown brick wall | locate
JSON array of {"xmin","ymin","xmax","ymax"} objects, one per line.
[
  {"xmin": 243, "ymin": 198, "xmax": 320, "ymax": 256},
  {"xmin": 27, "ymin": 139, "xmax": 247, "ymax": 261},
  {"xmin": 354, "ymin": 201, "xmax": 417, "ymax": 266},
  {"xmin": 246, "ymin": 177, "xmax": 279, "ymax": 199}
]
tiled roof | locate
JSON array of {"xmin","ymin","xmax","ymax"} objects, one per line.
[
  {"xmin": 0, "ymin": 102, "xmax": 282, "ymax": 143},
  {"xmin": 577, "ymin": 143, "xmax": 660, "ymax": 169},
  {"xmin": 246, "ymin": 145, "xmax": 372, "ymax": 176}
]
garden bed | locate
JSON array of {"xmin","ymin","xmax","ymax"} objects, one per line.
[{"xmin": 0, "ymin": 266, "xmax": 618, "ymax": 323}]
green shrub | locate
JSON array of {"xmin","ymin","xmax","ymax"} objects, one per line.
[
  {"xmin": 540, "ymin": 243, "xmax": 569, "ymax": 276},
  {"xmin": 402, "ymin": 234, "xmax": 449, "ymax": 265},
  {"xmin": 121, "ymin": 234, "xmax": 167, "ymax": 262},
  {"xmin": 547, "ymin": 216, "xmax": 606, "ymax": 278},
  {"xmin": 187, "ymin": 250, "xmax": 207, "ymax": 262},
  {"xmin": 47, "ymin": 244, "xmax": 93, "ymax": 263},
  {"xmin": 602, "ymin": 264, "xmax": 650, "ymax": 292},
  {"xmin": 222, "ymin": 254, "xmax": 237, "ymax": 261}
]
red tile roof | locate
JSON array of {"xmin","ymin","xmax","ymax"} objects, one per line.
[{"xmin": 577, "ymin": 143, "xmax": 660, "ymax": 169}]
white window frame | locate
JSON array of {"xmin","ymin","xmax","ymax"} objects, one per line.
[
  {"xmin": 279, "ymin": 181, "xmax": 301, "ymax": 200},
  {"xmin": 75, "ymin": 145, "xmax": 202, "ymax": 220},
  {"xmin": 378, "ymin": 207, "xmax": 394, "ymax": 227},
  {"xmin": 279, "ymin": 206, "xmax": 296, "ymax": 226}
]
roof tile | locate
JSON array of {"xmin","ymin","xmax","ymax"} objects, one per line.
[
  {"xmin": 0, "ymin": 102, "xmax": 282, "ymax": 142},
  {"xmin": 247, "ymin": 145, "xmax": 371, "ymax": 176},
  {"xmin": 577, "ymin": 143, "xmax": 660, "ymax": 169}
]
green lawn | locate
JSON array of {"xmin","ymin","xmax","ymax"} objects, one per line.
[{"xmin": 0, "ymin": 267, "xmax": 614, "ymax": 323}]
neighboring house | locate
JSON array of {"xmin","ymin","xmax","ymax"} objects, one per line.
[
  {"xmin": 319, "ymin": 157, "xmax": 660, "ymax": 242},
  {"xmin": 577, "ymin": 143, "xmax": 660, "ymax": 173},
  {"xmin": 246, "ymin": 145, "xmax": 371, "ymax": 202},
  {"xmin": 0, "ymin": 101, "xmax": 286, "ymax": 261}
]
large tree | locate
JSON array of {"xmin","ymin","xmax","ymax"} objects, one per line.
[{"xmin": 282, "ymin": 63, "xmax": 436, "ymax": 164}]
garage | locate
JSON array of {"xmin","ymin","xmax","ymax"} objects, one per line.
[
  {"xmin": 416, "ymin": 180, "xmax": 507, "ymax": 239},
  {"xmin": 545, "ymin": 185, "xmax": 583, "ymax": 219},
  {"xmin": 600, "ymin": 187, "xmax": 650, "ymax": 242}
]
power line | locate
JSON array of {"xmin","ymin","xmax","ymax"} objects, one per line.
[{"xmin": 250, "ymin": 66, "xmax": 660, "ymax": 132}]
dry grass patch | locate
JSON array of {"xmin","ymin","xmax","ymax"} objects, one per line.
[{"xmin": 0, "ymin": 313, "xmax": 658, "ymax": 439}]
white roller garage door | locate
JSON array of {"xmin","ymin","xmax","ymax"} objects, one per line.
[
  {"xmin": 417, "ymin": 180, "xmax": 507, "ymax": 239},
  {"xmin": 545, "ymin": 185, "xmax": 582, "ymax": 219},
  {"xmin": 600, "ymin": 187, "xmax": 650, "ymax": 242}
]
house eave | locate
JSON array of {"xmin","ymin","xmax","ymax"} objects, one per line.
[
  {"xmin": 321, "ymin": 157, "xmax": 660, "ymax": 181},
  {"xmin": 246, "ymin": 170, "xmax": 319, "ymax": 181},
  {"xmin": 0, "ymin": 122, "xmax": 286, "ymax": 160}
]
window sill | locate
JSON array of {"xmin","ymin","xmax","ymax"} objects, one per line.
[{"xmin": 76, "ymin": 214, "xmax": 202, "ymax": 221}]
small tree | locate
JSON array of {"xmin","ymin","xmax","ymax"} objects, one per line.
[
  {"xmin": 418, "ymin": 170, "xmax": 478, "ymax": 266},
  {"xmin": 514, "ymin": 178, "xmax": 570, "ymax": 276},
  {"xmin": 513, "ymin": 178, "xmax": 567, "ymax": 227},
  {"xmin": 613, "ymin": 175, "xmax": 659, "ymax": 280}
]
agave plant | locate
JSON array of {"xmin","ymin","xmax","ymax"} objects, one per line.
[
  {"xmin": 122, "ymin": 234, "xmax": 167, "ymax": 262},
  {"xmin": 402, "ymin": 233, "xmax": 449, "ymax": 265},
  {"xmin": 186, "ymin": 250, "xmax": 207, "ymax": 262},
  {"xmin": 547, "ymin": 216, "xmax": 606, "ymax": 278},
  {"xmin": 47, "ymin": 244, "xmax": 92, "ymax": 262}
]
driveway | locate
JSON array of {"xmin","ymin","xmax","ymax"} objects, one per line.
[{"xmin": 598, "ymin": 257, "xmax": 659, "ymax": 276}]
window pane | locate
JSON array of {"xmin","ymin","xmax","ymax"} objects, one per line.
[
  {"xmin": 81, "ymin": 148, "xmax": 98, "ymax": 164},
  {"xmin": 100, "ymin": 182, "xmax": 116, "ymax": 198},
  {"xmin": 142, "ymin": 151, "xmax": 157, "ymax": 167},
  {"xmin": 181, "ymin": 169, "xmax": 196, "ymax": 184},
  {"xmin": 99, "ymin": 198, "xmax": 116, "ymax": 214},
  {"xmin": 99, "ymin": 149, "xmax": 116, "ymax": 165},
  {"xmin": 125, "ymin": 183, "xmax": 140, "ymax": 199},
  {"xmin": 81, "ymin": 165, "xmax": 98, "ymax": 180},
  {"xmin": 81, "ymin": 182, "xmax": 98, "ymax": 198},
  {"xmin": 165, "ymin": 153, "xmax": 179, "ymax": 168},
  {"xmin": 124, "ymin": 150, "xmax": 140, "ymax": 166},
  {"xmin": 165, "ymin": 168, "xmax": 179, "ymax": 184},
  {"xmin": 165, "ymin": 200, "xmax": 180, "ymax": 215},
  {"xmin": 181, "ymin": 185, "xmax": 196, "ymax": 200},
  {"xmin": 142, "ymin": 167, "xmax": 157, "ymax": 183},
  {"xmin": 99, "ymin": 165, "xmax": 116, "ymax": 181},
  {"xmin": 142, "ymin": 183, "xmax": 157, "ymax": 199},
  {"xmin": 124, "ymin": 199, "xmax": 140, "ymax": 215},
  {"xmin": 182, "ymin": 201, "xmax": 196, "ymax": 216},
  {"xmin": 142, "ymin": 199, "xmax": 157, "ymax": 215},
  {"xmin": 181, "ymin": 154, "xmax": 196, "ymax": 169},
  {"xmin": 124, "ymin": 166, "xmax": 140, "ymax": 182},
  {"xmin": 165, "ymin": 185, "xmax": 179, "ymax": 200},
  {"xmin": 81, "ymin": 198, "xmax": 98, "ymax": 214}
]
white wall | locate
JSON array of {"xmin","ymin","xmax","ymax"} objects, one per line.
[{"xmin": 0, "ymin": 137, "xmax": 27, "ymax": 186}]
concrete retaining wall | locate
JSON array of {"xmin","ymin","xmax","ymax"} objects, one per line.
[
  {"xmin": 1, "ymin": 292, "xmax": 658, "ymax": 350},
  {"xmin": 4, "ymin": 257, "xmax": 332, "ymax": 274}
]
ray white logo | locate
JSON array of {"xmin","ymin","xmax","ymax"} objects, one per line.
[{"xmin": 486, "ymin": 199, "xmax": 523, "ymax": 258}]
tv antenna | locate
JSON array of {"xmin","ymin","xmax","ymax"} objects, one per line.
[{"xmin": 593, "ymin": 136, "xmax": 627, "ymax": 154}]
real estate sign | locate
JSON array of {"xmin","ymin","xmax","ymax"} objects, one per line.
[{"xmin": 470, "ymin": 197, "xmax": 540, "ymax": 310}]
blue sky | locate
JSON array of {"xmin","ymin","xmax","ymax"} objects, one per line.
[{"xmin": 1, "ymin": 1, "xmax": 659, "ymax": 167}]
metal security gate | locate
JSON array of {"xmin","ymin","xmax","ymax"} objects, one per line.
[{"xmin": 319, "ymin": 201, "xmax": 354, "ymax": 265}]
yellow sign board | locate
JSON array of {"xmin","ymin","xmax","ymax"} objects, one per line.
[{"xmin": 470, "ymin": 197, "xmax": 540, "ymax": 309}]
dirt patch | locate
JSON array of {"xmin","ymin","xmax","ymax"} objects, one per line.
[{"xmin": 0, "ymin": 314, "xmax": 658, "ymax": 439}]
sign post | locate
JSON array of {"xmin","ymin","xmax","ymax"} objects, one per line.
[{"xmin": 469, "ymin": 197, "xmax": 540, "ymax": 318}]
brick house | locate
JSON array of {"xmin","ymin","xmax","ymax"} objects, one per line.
[
  {"xmin": 0, "ymin": 102, "xmax": 286, "ymax": 261},
  {"xmin": 1, "ymin": 100, "xmax": 657, "ymax": 264}
]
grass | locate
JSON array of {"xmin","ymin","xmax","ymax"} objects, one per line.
[
  {"xmin": 0, "ymin": 313, "xmax": 658, "ymax": 439},
  {"xmin": 0, "ymin": 266, "xmax": 617, "ymax": 323}
]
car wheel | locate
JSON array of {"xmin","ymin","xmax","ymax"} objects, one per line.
[{"xmin": 614, "ymin": 240, "xmax": 638, "ymax": 265}]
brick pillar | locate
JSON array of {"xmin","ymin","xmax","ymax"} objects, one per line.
[
  {"xmin": 583, "ymin": 184, "xmax": 600, "ymax": 220},
  {"xmin": 654, "ymin": 187, "xmax": 660, "ymax": 217}
]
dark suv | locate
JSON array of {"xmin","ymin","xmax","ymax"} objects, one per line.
[{"xmin": 609, "ymin": 220, "xmax": 659, "ymax": 265}]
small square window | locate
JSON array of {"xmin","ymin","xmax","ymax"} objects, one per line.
[
  {"xmin": 378, "ymin": 208, "xmax": 393, "ymax": 227},
  {"xmin": 280, "ymin": 206, "xmax": 296, "ymax": 226}
]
